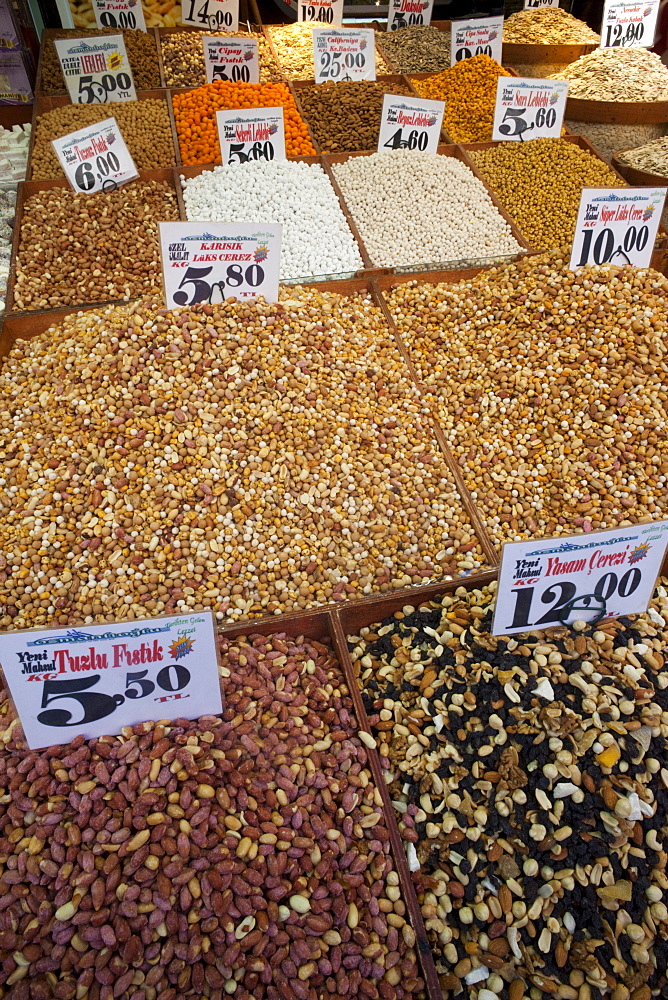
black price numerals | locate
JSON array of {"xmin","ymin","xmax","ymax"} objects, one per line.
[
  {"xmin": 99, "ymin": 8, "xmax": 137, "ymax": 27},
  {"xmin": 498, "ymin": 105, "xmax": 557, "ymax": 140},
  {"xmin": 507, "ymin": 568, "xmax": 641, "ymax": 631},
  {"xmin": 184, "ymin": 0, "xmax": 233, "ymax": 27},
  {"xmin": 605, "ymin": 20, "xmax": 644, "ymax": 46},
  {"xmin": 576, "ymin": 224, "xmax": 650, "ymax": 267},
  {"xmin": 74, "ymin": 150, "xmax": 121, "ymax": 191},
  {"xmin": 302, "ymin": 4, "xmax": 334, "ymax": 20},
  {"xmin": 37, "ymin": 665, "xmax": 191, "ymax": 728},
  {"xmin": 319, "ymin": 50, "xmax": 365, "ymax": 78},
  {"xmin": 391, "ymin": 12, "xmax": 423, "ymax": 29},
  {"xmin": 228, "ymin": 140, "xmax": 274, "ymax": 163},
  {"xmin": 173, "ymin": 263, "xmax": 265, "ymax": 306},
  {"xmin": 383, "ymin": 127, "xmax": 428, "ymax": 151},
  {"xmin": 213, "ymin": 62, "xmax": 251, "ymax": 82},
  {"xmin": 78, "ymin": 72, "xmax": 133, "ymax": 103},
  {"xmin": 455, "ymin": 43, "xmax": 492, "ymax": 61}
]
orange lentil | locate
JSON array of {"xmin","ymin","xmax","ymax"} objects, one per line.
[
  {"xmin": 411, "ymin": 54, "xmax": 512, "ymax": 142},
  {"xmin": 172, "ymin": 80, "xmax": 316, "ymax": 165}
]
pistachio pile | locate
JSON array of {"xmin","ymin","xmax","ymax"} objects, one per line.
[
  {"xmin": 385, "ymin": 255, "xmax": 668, "ymax": 545},
  {"xmin": 160, "ymin": 29, "xmax": 282, "ymax": 87},
  {"xmin": 0, "ymin": 289, "xmax": 486, "ymax": 631},
  {"xmin": 349, "ymin": 579, "xmax": 668, "ymax": 1000}
]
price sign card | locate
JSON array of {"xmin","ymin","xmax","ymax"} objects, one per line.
[
  {"xmin": 524, "ymin": 0, "xmax": 559, "ymax": 8},
  {"xmin": 0, "ymin": 612, "xmax": 222, "ymax": 749},
  {"xmin": 160, "ymin": 222, "xmax": 281, "ymax": 308},
  {"xmin": 182, "ymin": 0, "xmax": 238, "ymax": 31},
  {"xmin": 492, "ymin": 520, "xmax": 668, "ymax": 637},
  {"xmin": 52, "ymin": 117, "xmax": 138, "ymax": 194},
  {"xmin": 377, "ymin": 94, "xmax": 444, "ymax": 153},
  {"xmin": 92, "ymin": 0, "xmax": 147, "ymax": 32},
  {"xmin": 601, "ymin": 0, "xmax": 660, "ymax": 48},
  {"xmin": 387, "ymin": 0, "xmax": 434, "ymax": 32},
  {"xmin": 569, "ymin": 187, "xmax": 666, "ymax": 270},
  {"xmin": 450, "ymin": 15, "xmax": 503, "ymax": 64},
  {"xmin": 203, "ymin": 36, "xmax": 259, "ymax": 84},
  {"xmin": 216, "ymin": 106, "xmax": 286, "ymax": 164},
  {"xmin": 313, "ymin": 27, "xmax": 375, "ymax": 83},
  {"xmin": 54, "ymin": 35, "xmax": 136, "ymax": 104},
  {"xmin": 492, "ymin": 78, "xmax": 568, "ymax": 141},
  {"xmin": 298, "ymin": 0, "xmax": 343, "ymax": 26}
]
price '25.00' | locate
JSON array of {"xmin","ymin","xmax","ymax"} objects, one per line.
[{"xmin": 319, "ymin": 51, "xmax": 365, "ymax": 78}]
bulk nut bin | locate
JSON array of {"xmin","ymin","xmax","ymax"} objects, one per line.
[
  {"xmin": 373, "ymin": 23, "xmax": 453, "ymax": 75},
  {"xmin": 340, "ymin": 572, "xmax": 668, "ymax": 1000},
  {"xmin": 62, "ymin": 0, "xmax": 183, "ymax": 28},
  {"xmin": 28, "ymin": 94, "xmax": 178, "ymax": 180},
  {"xmin": 0, "ymin": 600, "xmax": 439, "ymax": 1000},
  {"xmin": 157, "ymin": 26, "xmax": 282, "ymax": 89},
  {"xmin": 501, "ymin": 6, "xmax": 599, "ymax": 79},
  {"xmin": 379, "ymin": 255, "xmax": 668, "ymax": 547},
  {"xmin": 6, "ymin": 172, "xmax": 180, "ymax": 314},
  {"xmin": 613, "ymin": 138, "xmax": 668, "ymax": 187},
  {"xmin": 552, "ymin": 47, "xmax": 668, "ymax": 163},
  {"xmin": 265, "ymin": 23, "xmax": 392, "ymax": 82},
  {"xmin": 35, "ymin": 27, "xmax": 162, "ymax": 96},
  {"xmin": 0, "ymin": 283, "xmax": 492, "ymax": 632},
  {"xmin": 327, "ymin": 147, "xmax": 529, "ymax": 269}
]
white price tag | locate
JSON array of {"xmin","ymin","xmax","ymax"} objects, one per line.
[
  {"xmin": 52, "ymin": 117, "xmax": 138, "ymax": 194},
  {"xmin": 386, "ymin": 0, "xmax": 434, "ymax": 32},
  {"xmin": 298, "ymin": 0, "xmax": 343, "ymax": 27},
  {"xmin": 216, "ymin": 106, "xmax": 286, "ymax": 165},
  {"xmin": 569, "ymin": 186, "xmax": 666, "ymax": 270},
  {"xmin": 313, "ymin": 27, "xmax": 375, "ymax": 83},
  {"xmin": 492, "ymin": 78, "xmax": 568, "ymax": 141},
  {"xmin": 182, "ymin": 0, "xmax": 238, "ymax": 31},
  {"xmin": 377, "ymin": 94, "xmax": 444, "ymax": 153},
  {"xmin": 450, "ymin": 15, "xmax": 503, "ymax": 64},
  {"xmin": 0, "ymin": 612, "xmax": 223, "ymax": 750},
  {"xmin": 523, "ymin": 0, "xmax": 559, "ymax": 9},
  {"xmin": 492, "ymin": 521, "xmax": 668, "ymax": 637},
  {"xmin": 203, "ymin": 36, "xmax": 259, "ymax": 84},
  {"xmin": 54, "ymin": 34, "xmax": 137, "ymax": 104},
  {"xmin": 160, "ymin": 222, "xmax": 281, "ymax": 307},
  {"xmin": 601, "ymin": 0, "xmax": 660, "ymax": 48},
  {"xmin": 92, "ymin": 0, "xmax": 147, "ymax": 32}
]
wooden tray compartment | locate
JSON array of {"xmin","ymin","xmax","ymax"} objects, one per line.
[
  {"xmin": 28, "ymin": 89, "xmax": 178, "ymax": 181},
  {"xmin": 5, "ymin": 167, "xmax": 179, "ymax": 318},
  {"xmin": 34, "ymin": 27, "xmax": 165, "ymax": 100},
  {"xmin": 612, "ymin": 148, "xmax": 668, "ymax": 188},
  {"xmin": 407, "ymin": 66, "xmax": 517, "ymax": 144},
  {"xmin": 155, "ymin": 23, "xmax": 278, "ymax": 90},
  {"xmin": 262, "ymin": 23, "xmax": 398, "ymax": 83},
  {"xmin": 502, "ymin": 39, "xmax": 598, "ymax": 69},
  {"xmin": 566, "ymin": 95, "xmax": 668, "ymax": 125}
]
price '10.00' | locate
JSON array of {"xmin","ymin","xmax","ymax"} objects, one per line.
[
  {"xmin": 38, "ymin": 664, "xmax": 191, "ymax": 728},
  {"xmin": 75, "ymin": 150, "xmax": 121, "ymax": 190},
  {"xmin": 576, "ymin": 224, "xmax": 650, "ymax": 266},
  {"xmin": 605, "ymin": 21, "xmax": 644, "ymax": 45},
  {"xmin": 79, "ymin": 72, "xmax": 132, "ymax": 103},
  {"xmin": 173, "ymin": 264, "xmax": 265, "ymax": 305},
  {"xmin": 507, "ymin": 567, "xmax": 641, "ymax": 630},
  {"xmin": 319, "ymin": 51, "xmax": 365, "ymax": 77}
]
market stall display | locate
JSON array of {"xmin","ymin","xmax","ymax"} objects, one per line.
[
  {"xmin": 0, "ymin": 187, "xmax": 15, "ymax": 320},
  {"xmin": 160, "ymin": 28, "xmax": 282, "ymax": 88},
  {"xmin": 614, "ymin": 136, "xmax": 668, "ymax": 185},
  {"xmin": 266, "ymin": 23, "xmax": 391, "ymax": 81},
  {"xmin": 180, "ymin": 160, "xmax": 365, "ymax": 279},
  {"xmin": 10, "ymin": 178, "xmax": 179, "ymax": 311},
  {"xmin": 467, "ymin": 137, "xmax": 625, "ymax": 252},
  {"xmin": 331, "ymin": 150, "xmax": 525, "ymax": 268},
  {"xmin": 172, "ymin": 81, "xmax": 316, "ymax": 164},
  {"xmin": 29, "ymin": 98, "xmax": 176, "ymax": 180},
  {"xmin": 385, "ymin": 255, "xmax": 668, "ymax": 544},
  {"xmin": 553, "ymin": 47, "xmax": 668, "ymax": 162},
  {"xmin": 65, "ymin": 0, "xmax": 181, "ymax": 28},
  {"xmin": 502, "ymin": 7, "xmax": 599, "ymax": 78},
  {"xmin": 410, "ymin": 56, "xmax": 512, "ymax": 144},
  {"xmin": 374, "ymin": 24, "xmax": 452, "ymax": 75},
  {"xmin": 37, "ymin": 28, "xmax": 161, "ymax": 95},
  {"xmin": 349, "ymin": 578, "xmax": 668, "ymax": 1000},
  {"xmin": 294, "ymin": 80, "xmax": 413, "ymax": 154}
]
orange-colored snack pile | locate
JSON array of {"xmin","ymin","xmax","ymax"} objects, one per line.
[
  {"xmin": 412, "ymin": 54, "xmax": 512, "ymax": 142},
  {"xmin": 172, "ymin": 80, "xmax": 316, "ymax": 164}
]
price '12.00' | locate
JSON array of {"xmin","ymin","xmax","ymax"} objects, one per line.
[
  {"xmin": 173, "ymin": 264, "xmax": 265, "ymax": 305},
  {"xmin": 605, "ymin": 21, "xmax": 644, "ymax": 45},
  {"xmin": 303, "ymin": 4, "xmax": 334, "ymax": 20},
  {"xmin": 507, "ymin": 567, "xmax": 641, "ymax": 630}
]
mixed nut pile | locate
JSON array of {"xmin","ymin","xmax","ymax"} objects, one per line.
[{"xmin": 350, "ymin": 579, "xmax": 668, "ymax": 1000}]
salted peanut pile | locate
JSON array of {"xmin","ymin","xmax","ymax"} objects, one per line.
[
  {"xmin": 30, "ymin": 99, "xmax": 175, "ymax": 179},
  {"xmin": 0, "ymin": 289, "xmax": 486, "ymax": 631},
  {"xmin": 161, "ymin": 30, "xmax": 282, "ymax": 87},
  {"xmin": 349, "ymin": 579, "xmax": 668, "ymax": 1000},
  {"xmin": 385, "ymin": 255, "xmax": 668, "ymax": 545},
  {"xmin": 0, "ymin": 631, "xmax": 426, "ymax": 999},
  {"xmin": 267, "ymin": 23, "xmax": 390, "ymax": 80},
  {"xmin": 12, "ymin": 180, "xmax": 179, "ymax": 311},
  {"xmin": 38, "ymin": 28, "xmax": 161, "ymax": 93}
]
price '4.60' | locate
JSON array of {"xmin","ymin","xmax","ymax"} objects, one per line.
[{"xmin": 383, "ymin": 128, "xmax": 428, "ymax": 150}]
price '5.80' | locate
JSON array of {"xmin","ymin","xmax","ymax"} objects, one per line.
[{"xmin": 172, "ymin": 264, "xmax": 265, "ymax": 306}]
